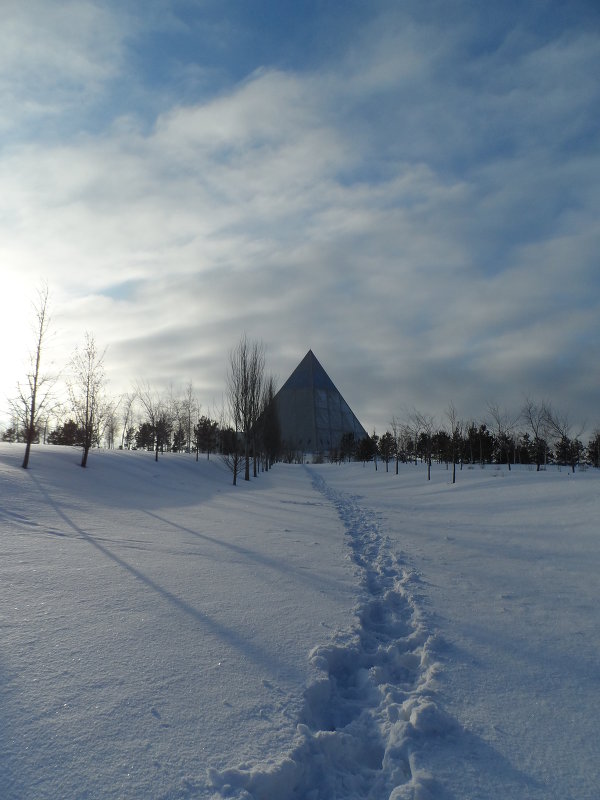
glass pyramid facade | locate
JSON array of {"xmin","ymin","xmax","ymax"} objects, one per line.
[{"xmin": 274, "ymin": 350, "xmax": 368, "ymax": 453}]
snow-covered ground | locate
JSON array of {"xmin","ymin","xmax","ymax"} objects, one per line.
[{"xmin": 1, "ymin": 443, "xmax": 598, "ymax": 799}]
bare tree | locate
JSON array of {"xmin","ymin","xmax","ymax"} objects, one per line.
[
  {"xmin": 255, "ymin": 375, "xmax": 280, "ymax": 471},
  {"xmin": 177, "ymin": 382, "xmax": 199, "ymax": 454},
  {"xmin": 390, "ymin": 416, "xmax": 402, "ymax": 474},
  {"xmin": 226, "ymin": 356, "xmax": 243, "ymax": 486},
  {"xmin": 409, "ymin": 410, "xmax": 435, "ymax": 480},
  {"xmin": 521, "ymin": 396, "xmax": 550, "ymax": 471},
  {"xmin": 119, "ymin": 391, "xmax": 138, "ymax": 449},
  {"xmin": 544, "ymin": 404, "xmax": 585, "ymax": 473},
  {"xmin": 226, "ymin": 335, "xmax": 265, "ymax": 482},
  {"xmin": 487, "ymin": 403, "xmax": 518, "ymax": 470},
  {"xmin": 402, "ymin": 414, "xmax": 419, "ymax": 466},
  {"xmin": 219, "ymin": 389, "xmax": 242, "ymax": 486},
  {"xmin": 102, "ymin": 400, "xmax": 119, "ymax": 449},
  {"xmin": 446, "ymin": 402, "xmax": 464, "ymax": 484},
  {"xmin": 68, "ymin": 333, "xmax": 107, "ymax": 467},
  {"xmin": 136, "ymin": 382, "xmax": 173, "ymax": 462},
  {"xmin": 250, "ymin": 350, "xmax": 265, "ymax": 478},
  {"xmin": 12, "ymin": 284, "xmax": 56, "ymax": 469}
]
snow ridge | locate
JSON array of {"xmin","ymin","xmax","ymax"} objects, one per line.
[{"xmin": 209, "ymin": 469, "xmax": 447, "ymax": 799}]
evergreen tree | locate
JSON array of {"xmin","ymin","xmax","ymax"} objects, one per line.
[
  {"xmin": 379, "ymin": 431, "xmax": 395, "ymax": 472},
  {"xmin": 172, "ymin": 425, "xmax": 187, "ymax": 453},
  {"xmin": 194, "ymin": 416, "xmax": 219, "ymax": 460},
  {"xmin": 587, "ymin": 430, "xmax": 600, "ymax": 468},
  {"xmin": 124, "ymin": 425, "xmax": 136, "ymax": 450},
  {"xmin": 356, "ymin": 435, "xmax": 378, "ymax": 464},
  {"xmin": 48, "ymin": 419, "xmax": 83, "ymax": 446},
  {"xmin": 135, "ymin": 422, "xmax": 155, "ymax": 451},
  {"xmin": 1, "ymin": 426, "xmax": 20, "ymax": 443},
  {"xmin": 339, "ymin": 432, "xmax": 356, "ymax": 463}
]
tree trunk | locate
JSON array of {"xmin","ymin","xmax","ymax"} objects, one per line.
[
  {"xmin": 22, "ymin": 438, "xmax": 33, "ymax": 469},
  {"xmin": 22, "ymin": 373, "xmax": 39, "ymax": 470},
  {"xmin": 20, "ymin": 286, "xmax": 52, "ymax": 469}
]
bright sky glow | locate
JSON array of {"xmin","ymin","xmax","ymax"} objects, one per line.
[{"xmin": 2, "ymin": 0, "xmax": 599, "ymax": 432}]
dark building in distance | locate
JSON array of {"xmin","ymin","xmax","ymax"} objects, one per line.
[{"xmin": 273, "ymin": 350, "xmax": 368, "ymax": 455}]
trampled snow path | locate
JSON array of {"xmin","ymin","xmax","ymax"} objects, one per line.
[{"xmin": 209, "ymin": 468, "xmax": 448, "ymax": 800}]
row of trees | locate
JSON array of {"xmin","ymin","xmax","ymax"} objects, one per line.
[
  {"xmin": 3, "ymin": 285, "xmax": 598, "ymax": 483},
  {"xmin": 334, "ymin": 401, "xmax": 599, "ymax": 480},
  {"xmin": 2, "ymin": 289, "xmax": 280, "ymax": 485},
  {"xmin": 3, "ymin": 371, "xmax": 281, "ymax": 479}
]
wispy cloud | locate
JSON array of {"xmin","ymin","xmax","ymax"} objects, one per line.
[
  {"xmin": 1, "ymin": 1, "xmax": 598, "ymax": 433},
  {"xmin": 0, "ymin": 1, "xmax": 129, "ymax": 140}
]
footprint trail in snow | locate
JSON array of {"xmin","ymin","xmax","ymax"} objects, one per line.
[{"xmin": 209, "ymin": 468, "xmax": 449, "ymax": 799}]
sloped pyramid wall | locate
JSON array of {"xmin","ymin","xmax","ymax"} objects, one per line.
[{"xmin": 274, "ymin": 350, "xmax": 368, "ymax": 453}]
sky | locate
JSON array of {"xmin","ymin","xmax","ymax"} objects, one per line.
[{"xmin": 1, "ymin": 0, "xmax": 599, "ymax": 437}]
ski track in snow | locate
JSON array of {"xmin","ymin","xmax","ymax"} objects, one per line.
[{"xmin": 208, "ymin": 468, "xmax": 449, "ymax": 800}]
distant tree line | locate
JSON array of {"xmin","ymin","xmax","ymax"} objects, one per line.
[
  {"xmin": 4, "ymin": 362, "xmax": 598, "ymax": 481},
  {"xmin": 2, "ymin": 294, "xmax": 281, "ymax": 484},
  {"xmin": 327, "ymin": 400, "xmax": 600, "ymax": 479},
  {"xmin": 2, "ymin": 285, "xmax": 598, "ymax": 482},
  {"xmin": 2, "ymin": 371, "xmax": 282, "ymax": 483}
]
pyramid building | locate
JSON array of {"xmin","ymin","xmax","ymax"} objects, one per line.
[{"xmin": 274, "ymin": 350, "xmax": 368, "ymax": 454}]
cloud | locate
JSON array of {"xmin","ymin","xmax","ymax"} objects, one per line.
[
  {"xmin": 1, "ymin": 2, "xmax": 599, "ymax": 436},
  {"xmin": 0, "ymin": 1, "xmax": 129, "ymax": 139}
]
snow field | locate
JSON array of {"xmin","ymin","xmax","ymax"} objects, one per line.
[
  {"xmin": 0, "ymin": 445, "xmax": 356, "ymax": 799},
  {"xmin": 1, "ymin": 444, "xmax": 599, "ymax": 799}
]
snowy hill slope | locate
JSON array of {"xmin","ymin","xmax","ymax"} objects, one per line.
[{"xmin": 1, "ymin": 444, "xmax": 598, "ymax": 799}]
